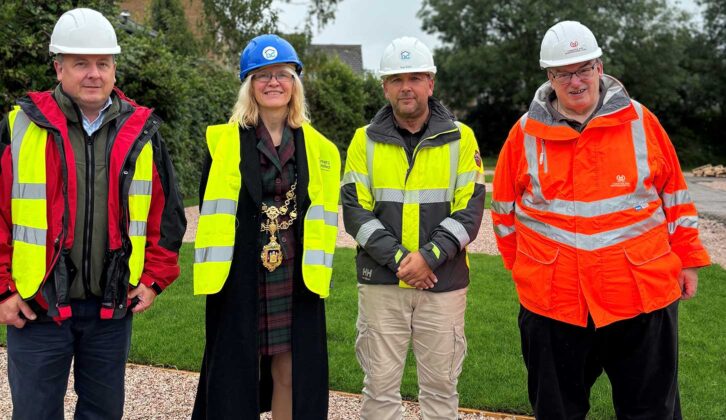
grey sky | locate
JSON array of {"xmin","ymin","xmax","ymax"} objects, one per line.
[{"xmin": 275, "ymin": 0, "xmax": 702, "ymax": 71}]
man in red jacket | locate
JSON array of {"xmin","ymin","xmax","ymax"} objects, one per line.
[
  {"xmin": 0, "ymin": 8, "xmax": 185, "ymax": 419},
  {"xmin": 492, "ymin": 21, "xmax": 710, "ymax": 419}
]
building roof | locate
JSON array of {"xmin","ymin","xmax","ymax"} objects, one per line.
[{"xmin": 310, "ymin": 44, "xmax": 363, "ymax": 74}]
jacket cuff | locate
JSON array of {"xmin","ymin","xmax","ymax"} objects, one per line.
[
  {"xmin": 140, "ymin": 274, "xmax": 164, "ymax": 295},
  {"xmin": 386, "ymin": 245, "xmax": 410, "ymax": 273},
  {"xmin": 0, "ymin": 291, "xmax": 15, "ymax": 304},
  {"xmin": 420, "ymin": 241, "xmax": 446, "ymax": 271}
]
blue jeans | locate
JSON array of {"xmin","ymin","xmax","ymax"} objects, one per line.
[{"xmin": 7, "ymin": 299, "xmax": 132, "ymax": 420}]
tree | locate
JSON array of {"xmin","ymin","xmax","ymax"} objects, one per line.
[
  {"xmin": 304, "ymin": 55, "xmax": 385, "ymax": 160},
  {"xmin": 419, "ymin": 0, "xmax": 719, "ymax": 163},
  {"xmin": 149, "ymin": 0, "xmax": 199, "ymax": 56},
  {"xmin": 201, "ymin": 0, "xmax": 340, "ymax": 66}
]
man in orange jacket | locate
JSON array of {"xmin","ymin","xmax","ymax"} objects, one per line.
[{"xmin": 492, "ymin": 21, "xmax": 710, "ymax": 419}]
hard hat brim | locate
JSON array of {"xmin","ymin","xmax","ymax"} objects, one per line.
[
  {"xmin": 377, "ymin": 66, "xmax": 437, "ymax": 79},
  {"xmin": 539, "ymin": 48, "xmax": 602, "ymax": 69},
  {"xmin": 240, "ymin": 61, "xmax": 303, "ymax": 81},
  {"xmin": 50, "ymin": 45, "xmax": 121, "ymax": 55}
]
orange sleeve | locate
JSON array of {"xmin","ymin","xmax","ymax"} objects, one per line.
[
  {"xmin": 492, "ymin": 119, "xmax": 525, "ymax": 270},
  {"xmin": 646, "ymin": 108, "xmax": 710, "ymax": 268}
]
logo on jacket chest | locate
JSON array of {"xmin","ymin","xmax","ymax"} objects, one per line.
[{"xmin": 610, "ymin": 174, "xmax": 631, "ymax": 188}]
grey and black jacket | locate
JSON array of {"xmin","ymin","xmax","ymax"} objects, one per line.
[{"xmin": 342, "ymin": 98, "xmax": 486, "ymax": 292}]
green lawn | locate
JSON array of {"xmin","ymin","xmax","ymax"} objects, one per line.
[{"xmin": 2, "ymin": 246, "xmax": 724, "ymax": 418}]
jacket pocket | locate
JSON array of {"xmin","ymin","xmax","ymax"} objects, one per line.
[
  {"xmin": 512, "ymin": 231, "xmax": 560, "ymax": 310},
  {"xmin": 449, "ymin": 324, "xmax": 467, "ymax": 382},
  {"xmin": 623, "ymin": 229, "xmax": 682, "ymax": 311}
]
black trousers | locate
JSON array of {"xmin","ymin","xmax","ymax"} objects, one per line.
[{"xmin": 519, "ymin": 301, "xmax": 681, "ymax": 420}]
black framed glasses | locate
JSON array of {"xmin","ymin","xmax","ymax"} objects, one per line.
[{"xmin": 550, "ymin": 63, "xmax": 598, "ymax": 85}]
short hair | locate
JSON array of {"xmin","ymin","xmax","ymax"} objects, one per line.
[{"xmin": 229, "ymin": 66, "xmax": 309, "ymax": 129}]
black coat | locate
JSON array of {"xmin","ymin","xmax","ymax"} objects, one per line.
[{"xmin": 192, "ymin": 126, "xmax": 328, "ymax": 419}]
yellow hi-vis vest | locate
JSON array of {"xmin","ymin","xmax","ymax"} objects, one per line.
[
  {"xmin": 8, "ymin": 107, "xmax": 153, "ymax": 298},
  {"xmin": 194, "ymin": 122, "xmax": 341, "ymax": 297},
  {"xmin": 126, "ymin": 141, "xmax": 154, "ymax": 287}
]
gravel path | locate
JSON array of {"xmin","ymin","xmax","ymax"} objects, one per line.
[
  {"xmin": 4, "ymin": 182, "xmax": 724, "ymax": 419},
  {"xmin": 0, "ymin": 347, "xmax": 529, "ymax": 419}
]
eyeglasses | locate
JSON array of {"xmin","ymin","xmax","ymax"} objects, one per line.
[
  {"xmin": 549, "ymin": 63, "xmax": 598, "ymax": 85},
  {"xmin": 252, "ymin": 71, "xmax": 294, "ymax": 83}
]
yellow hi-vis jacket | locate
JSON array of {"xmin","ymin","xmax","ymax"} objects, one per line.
[
  {"xmin": 342, "ymin": 98, "xmax": 486, "ymax": 292},
  {"xmin": 194, "ymin": 122, "xmax": 341, "ymax": 297}
]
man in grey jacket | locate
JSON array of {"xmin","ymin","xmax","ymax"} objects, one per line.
[{"xmin": 342, "ymin": 36, "xmax": 486, "ymax": 420}]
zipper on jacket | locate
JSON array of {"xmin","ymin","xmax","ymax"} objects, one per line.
[
  {"xmin": 539, "ymin": 139, "xmax": 548, "ymax": 174},
  {"xmin": 405, "ymin": 127, "xmax": 459, "ymax": 181},
  {"xmin": 81, "ymin": 130, "xmax": 95, "ymax": 297}
]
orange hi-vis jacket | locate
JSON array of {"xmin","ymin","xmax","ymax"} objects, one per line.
[{"xmin": 492, "ymin": 75, "xmax": 711, "ymax": 327}]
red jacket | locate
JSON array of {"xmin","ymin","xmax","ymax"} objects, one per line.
[
  {"xmin": 492, "ymin": 76, "xmax": 710, "ymax": 327},
  {"xmin": 0, "ymin": 88, "xmax": 186, "ymax": 320}
]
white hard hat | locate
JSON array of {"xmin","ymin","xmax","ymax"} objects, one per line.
[
  {"xmin": 378, "ymin": 36, "xmax": 437, "ymax": 78},
  {"xmin": 49, "ymin": 8, "xmax": 121, "ymax": 55},
  {"xmin": 539, "ymin": 21, "xmax": 601, "ymax": 68}
]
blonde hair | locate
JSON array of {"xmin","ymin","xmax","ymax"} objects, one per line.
[{"xmin": 228, "ymin": 66, "xmax": 309, "ymax": 129}]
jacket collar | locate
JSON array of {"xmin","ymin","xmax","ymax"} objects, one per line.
[
  {"xmin": 366, "ymin": 97, "xmax": 460, "ymax": 147},
  {"xmin": 524, "ymin": 74, "xmax": 638, "ymax": 140},
  {"xmin": 52, "ymin": 84, "xmax": 122, "ymax": 127}
]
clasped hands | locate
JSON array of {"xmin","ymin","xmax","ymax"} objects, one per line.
[{"xmin": 397, "ymin": 251, "xmax": 437, "ymax": 289}]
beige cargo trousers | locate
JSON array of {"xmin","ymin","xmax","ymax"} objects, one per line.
[{"xmin": 356, "ymin": 284, "xmax": 468, "ymax": 420}]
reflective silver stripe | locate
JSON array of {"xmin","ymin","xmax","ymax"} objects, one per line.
[
  {"xmin": 668, "ymin": 216, "xmax": 698, "ymax": 234},
  {"xmin": 662, "ymin": 190, "xmax": 693, "ymax": 208},
  {"xmin": 304, "ymin": 249, "xmax": 334, "ymax": 268},
  {"xmin": 129, "ymin": 180, "xmax": 152, "ymax": 196},
  {"xmin": 372, "ymin": 188, "xmax": 451, "ymax": 204},
  {"xmin": 373, "ymin": 188, "xmax": 404, "ymax": 203},
  {"xmin": 366, "ymin": 136, "xmax": 375, "ymax": 189},
  {"xmin": 11, "ymin": 111, "xmax": 32, "ymax": 183},
  {"xmin": 200, "ymin": 199, "xmax": 237, "ymax": 216},
  {"xmin": 11, "ymin": 183, "xmax": 46, "ymax": 199},
  {"xmin": 521, "ymin": 114, "xmax": 545, "ymax": 205},
  {"xmin": 342, "ymin": 171, "xmax": 370, "ymax": 188},
  {"xmin": 12, "ymin": 225, "xmax": 46, "ymax": 246},
  {"xmin": 522, "ymin": 190, "xmax": 660, "ymax": 217},
  {"xmin": 515, "ymin": 206, "xmax": 666, "ymax": 251},
  {"xmin": 630, "ymin": 102, "xmax": 650, "ymax": 199},
  {"xmin": 129, "ymin": 221, "xmax": 147, "ymax": 236},
  {"xmin": 306, "ymin": 205, "xmax": 338, "ymax": 226},
  {"xmin": 416, "ymin": 188, "xmax": 450, "ymax": 204},
  {"xmin": 441, "ymin": 217, "xmax": 470, "ymax": 249},
  {"xmin": 356, "ymin": 218, "xmax": 385, "ymax": 247},
  {"xmin": 11, "ymin": 111, "xmax": 34, "ymax": 198},
  {"xmin": 194, "ymin": 246, "xmax": 234, "ymax": 263},
  {"xmin": 456, "ymin": 171, "xmax": 476, "ymax": 188},
  {"xmin": 494, "ymin": 223, "xmax": 516, "ymax": 238},
  {"xmin": 491, "ymin": 200, "xmax": 515, "ymax": 215},
  {"xmin": 523, "ymin": 132, "xmax": 545, "ymax": 205},
  {"xmin": 448, "ymin": 139, "xmax": 460, "ymax": 201}
]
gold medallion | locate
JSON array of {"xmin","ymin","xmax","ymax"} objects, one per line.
[
  {"xmin": 261, "ymin": 223, "xmax": 283, "ymax": 271},
  {"xmin": 259, "ymin": 181, "xmax": 298, "ymax": 272}
]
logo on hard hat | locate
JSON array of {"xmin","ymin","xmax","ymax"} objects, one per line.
[
  {"xmin": 400, "ymin": 51, "xmax": 411, "ymax": 60},
  {"xmin": 263, "ymin": 46, "xmax": 278, "ymax": 60},
  {"xmin": 570, "ymin": 41, "xmax": 579, "ymax": 48}
]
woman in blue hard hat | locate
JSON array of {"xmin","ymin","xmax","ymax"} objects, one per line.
[{"xmin": 192, "ymin": 34, "xmax": 341, "ymax": 419}]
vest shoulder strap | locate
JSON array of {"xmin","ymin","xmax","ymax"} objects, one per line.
[{"xmin": 206, "ymin": 123, "xmax": 239, "ymax": 156}]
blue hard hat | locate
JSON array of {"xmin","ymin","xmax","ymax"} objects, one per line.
[{"xmin": 239, "ymin": 34, "xmax": 303, "ymax": 81}]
